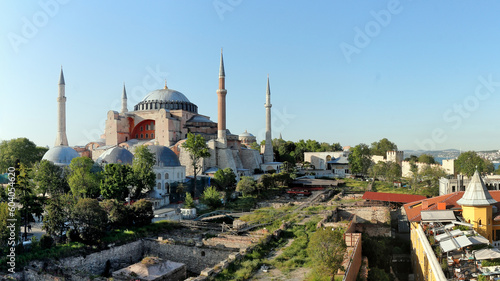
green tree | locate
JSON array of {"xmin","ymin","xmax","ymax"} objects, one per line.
[
  {"xmin": 100, "ymin": 164, "xmax": 134, "ymax": 201},
  {"xmin": 0, "ymin": 138, "xmax": 48, "ymax": 172},
  {"xmin": 131, "ymin": 145, "xmax": 156, "ymax": 199},
  {"xmin": 348, "ymin": 144, "xmax": 373, "ymax": 175},
  {"xmin": 184, "ymin": 192, "xmax": 195, "ymax": 208},
  {"xmin": 307, "ymin": 227, "xmax": 346, "ymax": 275},
  {"xmin": 182, "ymin": 133, "xmax": 210, "ymax": 197},
  {"xmin": 420, "ymin": 165, "xmax": 447, "ymax": 196},
  {"xmin": 16, "ymin": 164, "xmax": 44, "ymax": 240},
  {"xmin": 331, "ymin": 142, "xmax": 343, "ymax": 152},
  {"xmin": 385, "ymin": 161, "xmax": 402, "ymax": 183},
  {"xmin": 68, "ymin": 157, "xmax": 100, "ymax": 198},
  {"xmin": 236, "ymin": 176, "xmax": 256, "ymax": 196},
  {"xmin": 100, "ymin": 199, "xmax": 130, "ymax": 228},
  {"xmin": 367, "ymin": 267, "xmax": 391, "ymax": 281},
  {"xmin": 0, "ymin": 202, "xmax": 20, "ymax": 252},
  {"xmin": 201, "ymin": 186, "xmax": 223, "ymax": 209},
  {"xmin": 369, "ymin": 161, "xmax": 387, "ymax": 180},
  {"xmin": 249, "ymin": 142, "xmax": 260, "ymax": 151},
  {"xmin": 43, "ymin": 194, "xmax": 74, "ymax": 241},
  {"xmin": 455, "ymin": 151, "xmax": 491, "ymax": 177},
  {"xmin": 418, "ymin": 154, "xmax": 436, "ymax": 164},
  {"xmin": 71, "ymin": 198, "xmax": 107, "ymax": 244},
  {"xmin": 33, "ymin": 159, "xmax": 69, "ymax": 196},
  {"xmin": 405, "ymin": 155, "xmax": 419, "ymax": 162},
  {"xmin": 131, "ymin": 199, "xmax": 154, "ymax": 227},
  {"xmin": 370, "ymin": 138, "xmax": 397, "ymax": 157},
  {"xmin": 214, "ymin": 167, "xmax": 237, "ymax": 199}
]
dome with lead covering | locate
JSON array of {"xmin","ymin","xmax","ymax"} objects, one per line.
[
  {"xmin": 96, "ymin": 146, "xmax": 134, "ymax": 165},
  {"xmin": 134, "ymin": 85, "xmax": 198, "ymax": 113},
  {"xmin": 147, "ymin": 145, "xmax": 181, "ymax": 167},
  {"xmin": 42, "ymin": 146, "xmax": 80, "ymax": 166}
]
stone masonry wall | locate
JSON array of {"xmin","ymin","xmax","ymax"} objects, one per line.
[{"xmin": 143, "ymin": 240, "xmax": 236, "ymax": 273}]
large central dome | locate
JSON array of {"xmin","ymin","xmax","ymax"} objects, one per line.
[
  {"xmin": 134, "ymin": 85, "xmax": 198, "ymax": 113},
  {"xmin": 142, "ymin": 88, "xmax": 191, "ymax": 103}
]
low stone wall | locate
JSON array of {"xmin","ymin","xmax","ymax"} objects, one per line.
[{"xmin": 144, "ymin": 240, "xmax": 237, "ymax": 274}]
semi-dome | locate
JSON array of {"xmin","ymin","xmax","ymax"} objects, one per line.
[
  {"xmin": 42, "ymin": 146, "xmax": 80, "ymax": 166},
  {"xmin": 147, "ymin": 145, "xmax": 181, "ymax": 167},
  {"xmin": 96, "ymin": 146, "xmax": 134, "ymax": 165},
  {"xmin": 134, "ymin": 85, "xmax": 198, "ymax": 113}
]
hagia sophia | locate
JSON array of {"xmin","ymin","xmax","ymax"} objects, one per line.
[{"xmin": 42, "ymin": 51, "xmax": 281, "ymax": 207}]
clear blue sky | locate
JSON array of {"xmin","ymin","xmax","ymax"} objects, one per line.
[{"xmin": 1, "ymin": 1, "xmax": 500, "ymax": 151}]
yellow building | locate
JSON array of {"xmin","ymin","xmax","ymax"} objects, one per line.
[{"xmin": 404, "ymin": 170, "xmax": 500, "ymax": 281}]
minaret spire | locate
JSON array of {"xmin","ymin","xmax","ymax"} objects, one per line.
[
  {"xmin": 121, "ymin": 83, "xmax": 128, "ymax": 113},
  {"xmin": 217, "ymin": 48, "xmax": 227, "ymax": 144},
  {"xmin": 263, "ymin": 75, "xmax": 273, "ymax": 163},
  {"xmin": 55, "ymin": 67, "xmax": 69, "ymax": 146}
]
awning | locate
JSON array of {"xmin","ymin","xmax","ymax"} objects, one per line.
[
  {"xmin": 469, "ymin": 236, "xmax": 489, "ymax": 245},
  {"xmin": 421, "ymin": 210, "xmax": 456, "ymax": 222},
  {"xmin": 475, "ymin": 248, "xmax": 500, "ymax": 260}
]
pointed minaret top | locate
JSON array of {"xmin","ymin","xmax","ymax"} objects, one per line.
[
  {"xmin": 457, "ymin": 170, "xmax": 497, "ymax": 206},
  {"xmin": 266, "ymin": 75, "xmax": 271, "ymax": 98},
  {"xmin": 59, "ymin": 66, "xmax": 65, "ymax": 85},
  {"xmin": 122, "ymin": 83, "xmax": 127, "ymax": 99},
  {"xmin": 219, "ymin": 48, "xmax": 225, "ymax": 78},
  {"xmin": 164, "ymin": 79, "xmax": 168, "ymax": 89}
]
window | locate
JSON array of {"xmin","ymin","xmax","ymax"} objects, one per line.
[
  {"xmin": 147, "ymin": 124, "xmax": 150, "ymax": 130},
  {"xmin": 125, "ymin": 137, "xmax": 128, "ymax": 141},
  {"xmin": 157, "ymin": 183, "xmax": 161, "ymax": 190},
  {"xmin": 157, "ymin": 173, "xmax": 161, "ymax": 180},
  {"xmin": 140, "ymin": 134, "xmax": 143, "ymax": 138},
  {"xmin": 151, "ymin": 133, "xmax": 154, "ymax": 138},
  {"xmin": 135, "ymin": 134, "xmax": 138, "ymax": 138},
  {"xmin": 140, "ymin": 126, "xmax": 143, "ymax": 131},
  {"xmin": 151, "ymin": 122, "xmax": 155, "ymax": 130},
  {"xmin": 146, "ymin": 133, "xmax": 149, "ymax": 138},
  {"xmin": 165, "ymin": 173, "xmax": 169, "ymax": 179}
]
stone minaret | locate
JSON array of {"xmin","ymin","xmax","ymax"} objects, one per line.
[
  {"xmin": 121, "ymin": 83, "xmax": 128, "ymax": 113},
  {"xmin": 263, "ymin": 75, "xmax": 274, "ymax": 163},
  {"xmin": 217, "ymin": 49, "xmax": 227, "ymax": 144},
  {"xmin": 55, "ymin": 67, "xmax": 68, "ymax": 147}
]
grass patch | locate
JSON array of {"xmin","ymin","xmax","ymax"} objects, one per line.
[
  {"xmin": 271, "ymin": 226, "xmax": 311, "ymax": 272},
  {"xmin": 372, "ymin": 181, "xmax": 423, "ymax": 195},
  {"xmin": 343, "ymin": 178, "xmax": 369, "ymax": 190}
]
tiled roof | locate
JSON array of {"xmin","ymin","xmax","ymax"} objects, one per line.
[
  {"xmin": 362, "ymin": 192, "xmax": 426, "ymax": 204},
  {"xmin": 404, "ymin": 191, "xmax": 500, "ymax": 222}
]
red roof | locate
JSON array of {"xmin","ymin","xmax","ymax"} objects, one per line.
[
  {"xmin": 404, "ymin": 191, "xmax": 500, "ymax": 222},
  {"xmin": 362, "ymin": 191, "xmax": 426, "ymax": 204}
]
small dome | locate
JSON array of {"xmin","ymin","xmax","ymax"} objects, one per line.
[
  {"xmin": 147, "ymin": 145, "xmax": 181, "ymax": 167},
  {"xmin": 42, "ymin": 146, "xmax": 80, "ymax": 166},
  {"xmin": 239, "ymin": 130, "xmax": 255, "ymax": 138},
  {"xmin": 142, "ymin": 88, "xmax": 191, "ymax": 103},
  {"xmin": 97, "ymin": 146, "xmax": 134, "ymax": 165}
]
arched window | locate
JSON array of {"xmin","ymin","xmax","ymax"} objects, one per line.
[
  {"xmin": 157, "ymin": 173, "xmax": 161, "ymax": 180},
  {"xmin": 157, "ymin": 182, "xmax": 161, "ymax": 190},
  {"xmin": 479, "ymin": 219, "xmax": 482, "ymax": 226},
  {"xmin": 165, "ymin": 173, "xmax": 169, "ymax": 179},
  {"xmin": 145, "ymin": 133, "xmax": 149, "ymax": 138},
  {"xmin": 141, "ymin": 126, "xmax": 144, "ymax": 131}
]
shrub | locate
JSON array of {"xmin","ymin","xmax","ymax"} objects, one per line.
[
  {"xmin": 40, "ymin": 234, "xmax": 54, "ymax": 249},
  {"xmin": 131, "ymin": 199, "xmax": 154, "ymax": 227},
  {"xmin": 201, "ymin": 186, "xmax": 223, "ymax": 209},
  {"xmin": 184, "ymin": 193, "xmax": 195, "ymax": 208}
]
